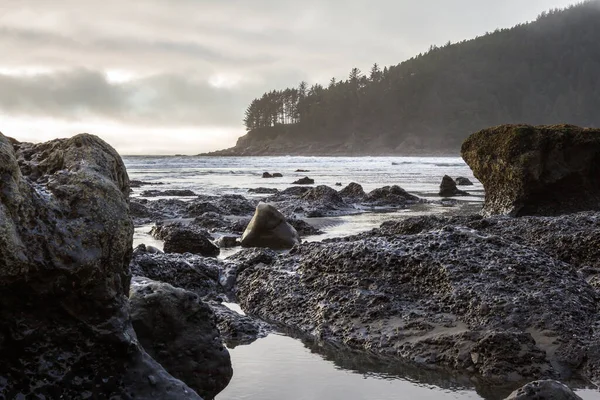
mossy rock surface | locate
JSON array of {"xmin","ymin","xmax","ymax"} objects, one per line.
[{"xmin": 461, "ymin": 124, "xmax": 600, "ymax": 216}]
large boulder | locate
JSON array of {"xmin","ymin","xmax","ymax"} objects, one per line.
[
  {"xmin": 365, "ymin": 185, "xmax": 420, "ymax": 206},
  {"xmin": 505, "ymin": 380, "xmax": 582, "ymax": 399},
  {"xmin": 339, "ymin": 182, "xmax": 366, "ymax": 200},
  {"xmin": 461, "ymin": 124, "xmax": 600, "ymax": 216},
  {"xmin": 0, "ymin": 133, "xmax": 200, "ymax": 399},
  {"xmin": 240, "ymin": 203, "xmax": 300, "ymax": 249},
  {"xmin": 439, "ymin": 175, "xmax": 469, "ymax": 197},
  {"xmin": 130, "ymin": 277, "xmax": 233, "ymax": 400}
]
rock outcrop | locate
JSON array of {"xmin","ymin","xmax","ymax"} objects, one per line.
[
  {"xmin": 439, "ymin": 175, "xmax": 469, "ymax": 197},
  {"xmin": 130, "ymin": 277, "xmax": 233, "ymax": 400},
  {"xmin": 461, "ymin": 124, "xmax": 600, "ymax": 216},
  {"xmin": 240, "ymin": 203, "xmax": 300, "ymax": 249},
  {"xmin": 292, "ymin": 176, "xmax": 315, "ymax": 185},
  {"xmin": 0, "ymin": 133, "xmax": 201, "ymax": 399},
  {"xmin": 365, "ymin": 185, "xmax": 420, "ymax": 206},
  {"xmin": 339, "ymin": 182, "xmax": 366, "ymax": 200},
  {"xmin": 236, "ymin": 218, "xmax": 599, "ymax": 383}
]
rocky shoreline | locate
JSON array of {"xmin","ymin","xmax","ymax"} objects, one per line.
[{"xmin": 1, "ymin": 124, "xmax": 599, "ymax": 399}]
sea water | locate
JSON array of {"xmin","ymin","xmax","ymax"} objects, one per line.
[{"xmin": 123, "ymin": 156, "xmax": 598, "ymax": 400}]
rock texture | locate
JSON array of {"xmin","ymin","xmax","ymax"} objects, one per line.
[
  {"xmin": 461, "ymin": 124, "xmax": 600, "ymax": 216},
  {"xmin": 366, "ymin": 185, "xmax": 420, "ymax": 206},
  {"xmin": 151, "ymin": 223, "xmax": 219, "ymax": 257},
  {"xmin": 240, "ymin": 203, "xmax": 300, "ymax": 249},
  {"xmin": 0, "ymin": 133, "xmax": 201, "ymax": 399},
  {"xmin": 505, "ymin": 380, "xmax": 582, "ymax": 400},
  {"xmin": 439, "ymin": 175, "xmax": 469, "ymax": 197},
  {"xmin": 130, "ymin": 277, "xmax": 233, "ymax": 400},
  {"xmin": 236, "ymin": 218, "xmax": 599, "ymax": 383}
]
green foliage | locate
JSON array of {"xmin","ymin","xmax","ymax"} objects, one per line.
[{"xmin": 242, "ymin": 1, "xmax": 600, "ymax": 152}]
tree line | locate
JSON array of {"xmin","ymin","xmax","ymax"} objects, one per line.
[{"xmin": 241, "ymin": 1, "xmax": 600, "ymax": 153}]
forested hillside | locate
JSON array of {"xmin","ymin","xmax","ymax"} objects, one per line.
[{"xmin": 211, "ymin": 1, "xmax": 600, "ymax": 156}]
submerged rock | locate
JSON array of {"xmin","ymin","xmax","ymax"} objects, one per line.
[
  {"xmin": 439, "ymin": 175, "xmax": 469, "ymax": 197},
  {"xmin": 461, "ymin": 124, "xmax": 600, "ymax": 216},
  {"xmin": 236, "ymin": 223, "xmax": 598, "ymax": 383},
  {"xmin": 240, "ymin": 203, "xmax": 300, "ymax": 249},
  {"xmin": 505, "ymin": 380, "xmax": 582, "ymax": 399},
  {"xmin": 130, "ymin": 277, "xmax": 233, "ymax": 400},
  {"xmin": 0, "ymin": 133, "xmax": 200, "ymax": 399},
  {"xmin": 292, "ymin": 176, "xmax": 315, "ymax": 185}
]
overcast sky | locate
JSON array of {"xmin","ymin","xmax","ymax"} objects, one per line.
[{"xmin": 0, "ymin": 0, "xmax": 578, "ymax": 154}]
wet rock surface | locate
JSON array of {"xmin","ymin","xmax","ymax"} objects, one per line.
[
  {"xmin": 462, "ymin": 124, "xmax": 600, "ymax": 216},
  {"xmin": 0, "ymin": 133, "xmax": 201, "ymax": 399},
  {"xmin": 130, "ymin": 277, "xmax": 233, "ymax": 400},
  {"xmin": 505, "ymin": 380, "xmax": 582, "ymax": 399},
  {"xmin": 236, "ymin": 215, "xmax": 600, "ymax": 383}
]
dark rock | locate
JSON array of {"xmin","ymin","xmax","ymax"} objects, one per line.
[
  {"xmin": 339, "ymin": 182, "xmax": 366, "ymax": 200},
  {"xmin": 292, "ymin": 176, "xmax": 315, "ymax": 185},
  {"xmin": 262, "ymin": 172, "xmax": 273, "ymax": 178},
  {"xmin": 335, "ymin": 182, "xmax": 342, "ymax": 186},
  {"xmin": 210, "ymin": 303, "xmax": 270, "ymax": 348},
  {"xmin": 455, "ymin": 177, "xmax": 474, "ymax": 186},
  {"xmin": 131, "ymin": 180, "xmax": 164, "ymax": 188},
  {"xmin": 141, "ymin": 189, "xmax": 197, "ymax": 197},
  {"xmin": 439, "ymin": 175, "xmax": 469, "ymax": 197},
  {"xmin": 505, "ymin": 380, "xmax": 582, "ymax": 399},
  {"xmin": 461, "ymin": 124, "xmax": 600, "ymax": 216},
  {"xmin": 240, "ymin": 203, "xmax": 300, "ymax": 249},
  {"xmin": 130, "ymin": 252, "xmax": 223, "ymax": 299},
  {"xmin": 272, "ymin": 173, "xmax": 283, "ymax": 178},
  {"xmin": 204, "ymin": 194, "xmax": 256, "ymax": 216},
  {"xmin": 366, "ymin": 185, "xmax": 420, "ymax": 206},
  {"xmin": 236, "ymin": 225, "xmax": 598, "ymax": 383},
  {"xmin": 130, "ymin": 277, "xmax": 233, "ymax": 399},
  {"xmin": 248, "ymin": 187, "xmax": 279, "ymax": 194},
  {"xmin": 151, "ymin": 223, "xmax": 219, "ymax": 257},
  {"xmin": 192, "ymin": 212, "xmax": 229, "ymax": 231},
  {"xmin": 288, "ymin": 218, "xmax": 323, "ymax": 237},
  {"xmin": 216, "ymin": 236, "xmax": 239, "ymax": 248},
  {"xmin": 130, "ymin": 197, "xmax": 190, "ymax": 222},
  {"xmin": 301, "ymin": 185, "xmax": 345, "ymax": 205},
  {"xmin": 295, "ymin": 169, "xmax": 310, "ymax": 172},
  {"xmin": 280, "ymin": 186, "xmax": 312, "ymax": 197},
  {"xmin": 0, "ymin": 133, "xmax": 200, "ymax": 399},
  {"xmin": 226, "ymin": 217, "xmax": 252, "ymax": 234},
  {"xmin": 187, "ymin": 201, "xmax": 223, "ymax": 216}
]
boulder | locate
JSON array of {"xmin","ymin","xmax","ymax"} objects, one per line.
[
  {"xmin": 335, "ymin": 182, "xmax": 342, "ymax": 186},
  {"xmin": 0, "ymin": 133, "xmax": 200, "ymax": 399},
  {"xmin": 301, "ymin": 185, "xmax": 345, "ymax": 205},
  {"xmin": 262, "ymin": 172, "xmax": 273, "ymax": 178},
  {"xmin": 130, "ymin": 277, "xmax": 233, "ymax": 400},
  {"xmin": 295, "ymin": 169, "xmax": 310, "ymax": 172},
  {"xmin": 366, "ymin": 185, "xmax": 420, "ymax": 205},
  {"xmin": 272, "ymin": 172, "xmax": 283, "ymax": 178},
  {"xmin": 439, "ymin": 175, "xmax": 469, "ymax": 197},
  {"xmin": 240, "ymin": 203, "xmax": 300, "ymax": 249},
  {"xmin": 339, "ymin": 182, "xmax": 366, "ymax": 200},
  {"xmin": 461, "ymin": 124, "xmax": 600, "ymax": 216},
  {"xmin": 292, "ymin": 176, "xmax": 315, "ymax": 185},
  {"xmin": 455, "ymin": 176, "xmax": 474, "ymax": 186},
  {"xmin": 505, "ymin": 380, "xmax": 582, "ymax": 399},
  {"xmin": 151, "ymin": 223, "xmax": 220, "ymax": 257}
]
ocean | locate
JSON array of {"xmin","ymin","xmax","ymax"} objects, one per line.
[{"xmin": 123, "ymin": 156, "xmax": 597, "ymax": 400}]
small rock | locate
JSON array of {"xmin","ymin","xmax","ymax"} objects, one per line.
[
  {"xmin": 295, "ymin": 169, "xmax": 310, "ymax": 172},
  {"xmin": 216, "ymin": 236, "xmax": 239, "ymax": 248},
  {"xmin": 335, "ymin": 182, "xmax": 342, "ymax": 186},
  {"xmin": 141, "ymin": 189, "xmax": 197, "ymax": 197},
  {"xmin": 272, "ymin": 173, "xmax": 283, "ymax": 178},
  {"xmin": 439, "ymin": 175, "xmax": 469, "ymax": 197},
  {"xmin": 455, "ymin": 177, "xmax": 473, "ymax": 186},
  {"xmin": 292, "ymin": 176, "xmax": 315, "ymax": 185},
  {"xmin": 248, "ymin": 187, "xmax": 279, "ymax": 194},
  {"xmin": 262, "ymin": 172, "xmax": 273, "ymax": 178}
]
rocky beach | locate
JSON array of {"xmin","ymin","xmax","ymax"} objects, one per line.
[{"xmin": 1, "ymin": 124, "xmax": 600, "ymax": 399}]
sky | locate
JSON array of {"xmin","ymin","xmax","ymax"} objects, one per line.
[{"xmin": 0, "ymin": 0, "xmax": 580, "ymax": 155}]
